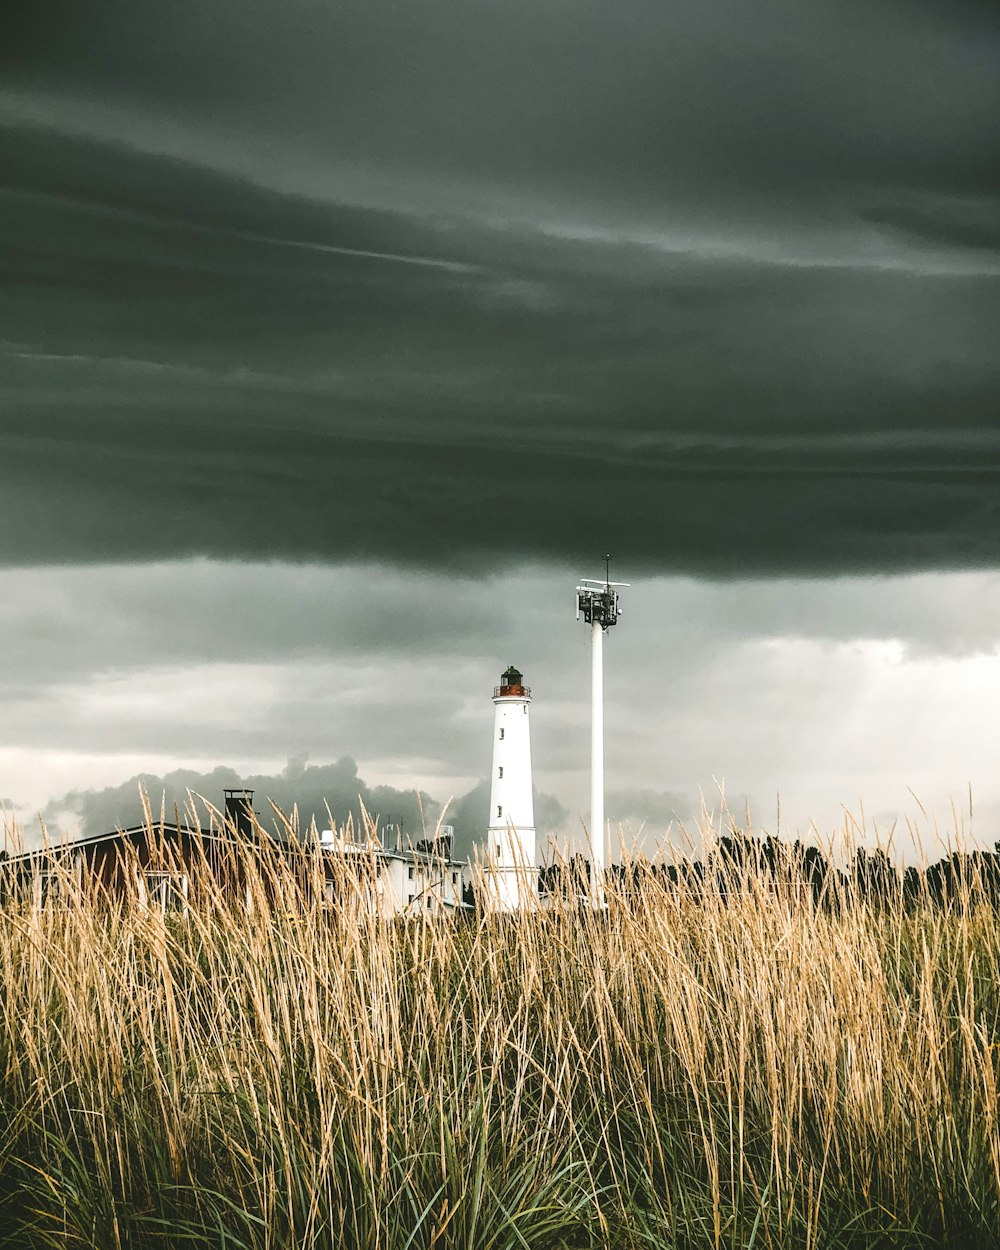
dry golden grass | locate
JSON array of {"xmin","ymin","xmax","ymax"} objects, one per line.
[{"xmin": 1, "ymin": 810, "xmax": 998, "ymax": 1248}]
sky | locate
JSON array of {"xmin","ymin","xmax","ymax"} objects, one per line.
[{"xmin": 2, "ymin": 0, "xmax": 999, "ymax": 861}]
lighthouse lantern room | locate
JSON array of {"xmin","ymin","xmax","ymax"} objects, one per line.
[{"xmin": 486, "ymin": 664, "xmax": 537, "ymax": 909}]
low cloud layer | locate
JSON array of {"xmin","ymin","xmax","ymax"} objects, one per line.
[
  {"xmin": 39, "ymin": 756, "xmax": 570, "ymax": 864},
  {"xmin": 43, "ymin": 757, "xmax": 437, "ymax": 846},
  {"xmin": 3, "ymin": 560, "xmax": 999, "ymax": 858}
]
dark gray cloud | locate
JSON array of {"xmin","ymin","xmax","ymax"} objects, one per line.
[
  {"xmin": 863, "ymin": 198, "xmax": 1000, "ymax": 254},
  {"xmin": 1, "ymin": 0, "xmax": 999, "ymax": 577},
  {"xmin": 44, "ymin": 757, "xmax": 440, "ymax": 845},
  {"xmin": 7, "ymin": 0, "xmax": 998, "ymax": 209},
  {"xmin": 2, "ymin": 139, "xmax": 998, "ymax": 576}
]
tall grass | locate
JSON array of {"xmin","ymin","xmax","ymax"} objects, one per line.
[{"xmin": 1, "ymin": 812, "xmax": 999, "ymax": 1249}]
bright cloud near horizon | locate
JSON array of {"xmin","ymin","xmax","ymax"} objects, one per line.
[{"xmin": 2, "ymin": 1, "xmax": 999, "ymax": 860}]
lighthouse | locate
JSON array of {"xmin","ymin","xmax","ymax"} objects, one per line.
[{"xmin": 485, "ymin": 665, "xmax": 537, "ymax": 909}]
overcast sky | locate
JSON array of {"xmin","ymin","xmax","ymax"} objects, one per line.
[{"xmin": 2, "ymin": 1, "xmax": 999, "ymax": 859}]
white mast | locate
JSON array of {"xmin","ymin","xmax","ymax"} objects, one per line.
[
  {"xmin": 591, "ymin": 617, "xmax": 604, "ymax": 898},
  {"xmin": 486, "ymin": 664, "xmax": 536, "ymax": 909},
  {"xmin": 576, "ymin": 556, "xmax": 628, "ymax": 906}
]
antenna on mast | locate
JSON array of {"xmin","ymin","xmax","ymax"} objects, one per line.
[
  {"xmin": 575, "ymin": 554, "xmax": 628, "ymax": 630},
  {"xmin": 575, "ymin": 555, "xmax": 629, "ymax": 907}
]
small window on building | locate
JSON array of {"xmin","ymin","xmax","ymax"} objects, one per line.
[
  {"xmin": 451, "ymin": 872, "xmax": 458, "ymax": 885},
  {"xmin": 499, "ymin": 728, "xmax": 504, "ymax": 740},
  {"xmin": 427, "ymin": 896, "xmax": 432, "ymax": 910},
  {"xmin": 35, "ymin": 854, "xmax": 83, "ymax": 907},
  {"xmin": 496, "ymin": 843, "xmax": 502, "ymax": 857},
  {"xmin": 144, "ymin": 872, "xmax": 188, "ymax": 912},
  {"xmin": 497, "ymin": 805, "xmax": 502, "ymax": 818},
  {"xmin": 36, "ymin": 870, "xmax": 64, "ymax": 908},
  {"xmin": 523, "ymin": 705, "xmax": 528, "ymax": 714},
  {"xmin": 498, "ymin": 766, "xmax": 503, "ymax": 779},
  {"xmin": 408, "ymin": 866, "xmax": 414, "ymax": 880}
]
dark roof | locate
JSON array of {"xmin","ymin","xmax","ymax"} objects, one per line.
[
  {"xmin": 0, "ymin": 821, "xmax": 247, "ymax": 865},
  {"xmin": 2, "ymin": 823, "xmax": 464, "ymax": 870}
]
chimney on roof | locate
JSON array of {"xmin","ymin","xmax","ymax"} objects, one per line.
[{"xmin": 224, "ymin": 788, "xmax": 255, "ymax": 838}]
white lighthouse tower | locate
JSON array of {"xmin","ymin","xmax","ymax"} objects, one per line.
[{"xmin": 485, "ymin": 665, "xmax": 537, "ymax": 909}]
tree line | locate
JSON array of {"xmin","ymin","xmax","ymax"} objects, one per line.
[{"xmin": 534, "ymin": 832, "xmax": 1000, "ymax": 908}]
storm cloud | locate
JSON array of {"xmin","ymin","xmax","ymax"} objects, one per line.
[{"xmin": 2, "ymin": 0, "xmax": 998, "ymax": 575}]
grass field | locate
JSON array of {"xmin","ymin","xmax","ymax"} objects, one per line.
[{"xmin": 1, "ymin": 815, "xmax": 998, "ymax": 1249}]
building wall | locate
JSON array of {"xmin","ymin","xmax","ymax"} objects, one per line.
[
  {"xmin": 7, "ymin": 828, "xmax": 467, "ymax": 919},
  {"xmin": 487, "ymin": 693, "xmax": 537, "ymax": 910}
]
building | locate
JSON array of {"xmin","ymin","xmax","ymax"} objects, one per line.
[
  {"xmin": 0, "ymin": 789, "xmax": 263, "ymax": 911},
  {"xmin": 481, "ymin": 664, "xmax": 538, "ymax": 909},
  {"xmin": 317, "ymin": 824, "xmax": 466, "ymax": 917},
  {"xmin": 0, "ymin": 813, "xmax": 245, "ymax": 914},
  {"xmin": 0, "ymin": 790, "xmax": 467, "ymax": 917}
]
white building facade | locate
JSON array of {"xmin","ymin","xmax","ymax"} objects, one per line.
[
  {"xmin": 483, "ymin": 665, "xmax": 537, "ymax": 909},
  {"xmin": 319, "ymin": 828, "xmax": 465, "ymax": 918}
]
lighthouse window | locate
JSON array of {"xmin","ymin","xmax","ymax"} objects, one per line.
[
  {"xmin": 498, "ymin": 766, "xmax": 503, "ymax": 779},
  {"xmin": 497, "ymin": 805, "xmax": 502, "ymax": 818},
  {"xmin": 499, "ymin": 728, "xmax": 504, "ymax": 740},
  {"xmin": 523, "ymin": 705, "xmax": 528, "ymax": 714}
]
